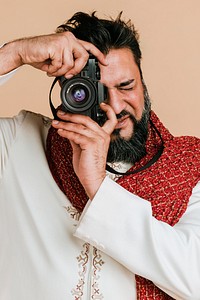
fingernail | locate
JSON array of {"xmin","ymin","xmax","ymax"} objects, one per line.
[
  {"xmin": 52, "ymin": 120, "xmax": 59, "ymax": 125},
  {"xmin": 58, "ymin": 110, "xmax": 66, "ymax": 115},
  {"xmin": 65, "ymin": 74, "xmax": 73, "ymax": 79}
]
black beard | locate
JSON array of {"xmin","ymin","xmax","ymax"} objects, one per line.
[{"xmin": 106, "ymin": 84, "xmax": 151, "ymax": 164}]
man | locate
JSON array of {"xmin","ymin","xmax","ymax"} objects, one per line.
[{"xmin": 0, "ymin": 11, "xmax": 200, "ymax": 300}]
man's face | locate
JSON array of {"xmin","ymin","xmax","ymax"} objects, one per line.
[
  {"xmin": 99, "ymin": 48, "xmax": 150, "ymax": 163},
  {"xmin": 100, "ymin": 48, "xmax": 145, "ymax": 140}
]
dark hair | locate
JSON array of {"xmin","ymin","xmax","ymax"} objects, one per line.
[{"xmin": 56, "ymin": 11, "xmax": 142, "ymax": 71}]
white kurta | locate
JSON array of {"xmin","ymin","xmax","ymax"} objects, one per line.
[
  {"xmin": 0, "ymin": 111, "xmax": 137, "ymax": 300},
  {"xmin": 1, "ymin": 75, "xmax": 200, "ymax": 299}
]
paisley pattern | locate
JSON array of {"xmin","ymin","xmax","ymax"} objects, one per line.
[{"xmin": 67, "ymin": 207, "xmax": 105, "ymax": 300}]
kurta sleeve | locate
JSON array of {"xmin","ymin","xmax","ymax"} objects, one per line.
[
  {"xmin": 0, "ymin": 111, "xmax": 26, "ymax": 177},
  {"xmin": 74, "ymin": 176, "xmax": 200, "ymax": 299},
  {"xmin": 0, "ymin": 69, "xmax": 18, "ymax": 86},
  {"xmin": 0, "ymin": 43, "xmax": 18, "ymax": 85}
]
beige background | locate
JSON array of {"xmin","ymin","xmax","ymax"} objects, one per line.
[{"xmin": 0, "ymin": 0, "xmax": 200, "ymax": 137}]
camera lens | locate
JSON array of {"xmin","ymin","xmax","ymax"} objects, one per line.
[
  {"xmin": 61, "ymin": 77, "xmax": 96, "ymax": 113},
  {"xmin": 71, "ymin": 85, "xmax": 88, "ymax": 102}
]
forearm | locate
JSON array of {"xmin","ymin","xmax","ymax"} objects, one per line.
[
  {"xmin": 74, "ymin": 177, "xmax": 200, "ymax": 299},
  {"xmin": 0, "ymin": 41, "xmax": 23, "ymax": 75}
]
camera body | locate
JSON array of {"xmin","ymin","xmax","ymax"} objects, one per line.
[{"xmin": 59, "ymin": 56, "xmax": 107, "ymax": 124}]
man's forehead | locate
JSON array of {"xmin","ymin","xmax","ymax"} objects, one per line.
[{"xmin": 99, "ymin": 49, "xmax": 140, "ymax": 88}]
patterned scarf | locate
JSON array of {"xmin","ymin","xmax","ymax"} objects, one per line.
[{"xmin": 46, "ymin": 111, "xmax": 200, "ymax": 299}]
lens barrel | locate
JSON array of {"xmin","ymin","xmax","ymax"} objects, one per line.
[{"xmin": 60, "ymin": 77, "xmax": 97, "ymax": 113}]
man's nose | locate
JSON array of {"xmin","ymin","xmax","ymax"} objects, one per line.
[{"xmin": 107, "ymin": 89, "xmax": 126, "ymax": 115}]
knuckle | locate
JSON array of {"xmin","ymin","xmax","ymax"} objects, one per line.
[
  {"xmin": 70, "ymin": 68, "xmax": 79, "ymax": 76},
  {"xmin": 105, "ymin": 132, "xmax": 111, "ymax": 143},
  {"xmin": 62, "ymin": 31, "xmax": 74, "ymax": 40},
  {"xmin": 100, "ymin": 131, "xmax": 110, "ymax": 143},
  {"xmin": 82, "ymin": 51, "xmax": 89, "ymax": 60},
  {"xmin": 113, "ymin": 118, "xmax": 118, "ymax": 126},
  {"xmin": 65, "ymin": 31, "xmax": 74, "ymax": 38},
  {"xmin": 68, "ymin": 60, "xmax": 75, "ymax": 69},
  {"xmin": 84, "ymin": 115, "xmax": 93, "ymax": 123}
]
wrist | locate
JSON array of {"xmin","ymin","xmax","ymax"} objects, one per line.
[
  {"xmin": 0, "ymin": 40, "xmax": 23, "ymax": 75},
  {"xmin": 83, "ymin": 176, "xmax": 106, "ymax": 200}
]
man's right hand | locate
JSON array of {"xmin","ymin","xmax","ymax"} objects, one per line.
[{"xmin": 0, "ymin": 31, "xmax": 107, "ymax": 77}]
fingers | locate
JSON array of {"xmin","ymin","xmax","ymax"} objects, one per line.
[
  {"xmin": 42, "ymin": 56, "xmax": 63, "ymax": 75},
  {"xmin": 46, "ymin": 33, "xmax": 90, "ymax": 77},
  {"xmin": 54, "ymin": 104, "xmax": 117, "ymax": 136},
  {"xmin": 53, "ymin": 112, "xmax": 103, "ymax": 140},
  {"xmin": 44, "ymin": 33, "xmax": 107, "ymax": 77},
  {"xmin": 51, "ymin": 105, "xmax": 116, "ymax": 157},
  {"xmin": 79, "ymin": 40, "xmax": 108, "ymax": 66},
  {"xmin": 41, "ymin": 32, "xmax": 107, "ymax": 78},
  {"xmin": 45, "ymin": 49, "xmax": 78, "ymax": 77},
  {"xmin": 58, "ymin": 46, "xmax": 89, "ymax": 78},
  {"xmin": 100, "ymin": 103, "xmax": 118, "ymax": 134},
  {"xmin": 48, "ymin": 41, "xmax": 107, "ymax": 78}
]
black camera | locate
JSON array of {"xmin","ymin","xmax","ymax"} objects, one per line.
[{"xmin": 58, "ymin": 56, "xmax": 107, "ymax": 124}]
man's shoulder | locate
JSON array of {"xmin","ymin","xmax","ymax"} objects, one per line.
[
  {"xmin": 169, "ymin": 135, "xmax": 200, "ymax": 162},
  {"xmin": 18, "ymin": 110, "xmax": 52, "ymax": 128},
  {"xmin": 173, "ymin": 135, "xmax": 200, "ymax": 147}
]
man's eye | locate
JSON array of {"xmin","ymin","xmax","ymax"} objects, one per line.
[{"xmin": 119, "ymin": 87, "xmax": 133, "ymax": 91}]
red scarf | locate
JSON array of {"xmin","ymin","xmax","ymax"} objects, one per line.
[{"xmin": 46, "ymin": 111, "xmax": 200, "ymax": 299}]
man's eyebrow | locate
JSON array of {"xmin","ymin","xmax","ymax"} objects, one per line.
[{"xmin": 115, "ymin": 79, "xmax": 135, "ymax": 88}]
